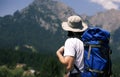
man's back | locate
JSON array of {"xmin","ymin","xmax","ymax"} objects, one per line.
[{"xmin": 64, "ymin": 38, "xmax": 84, "ymax": 73}]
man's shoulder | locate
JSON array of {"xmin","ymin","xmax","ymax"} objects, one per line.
[
  {"xmin": 66, "ymin": 38, "xmax": 77, "ymax": 41},
  {"xmin": 65, "ymin": 38, "xmax": 81, "ymax": 43}
]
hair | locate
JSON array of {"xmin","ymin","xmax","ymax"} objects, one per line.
[{"xmin": 67, "ymin": 31, "xmax": 84, "ymax": 39}]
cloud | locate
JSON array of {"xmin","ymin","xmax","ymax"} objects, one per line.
[{"xmin": 90, "ymin": 0, "xmax": 120, "ymax": 10}]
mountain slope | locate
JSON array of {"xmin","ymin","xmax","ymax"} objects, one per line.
[
  {"xmin": 88, "ymin": 9, "xmax": 120, "ymax": 32},
  {"xmin": 0, "ymin": 0, "xmax": 76, "ymax": 52}
]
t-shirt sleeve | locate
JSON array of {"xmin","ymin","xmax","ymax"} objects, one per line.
[{"xmin": 64, "ymin": 39, "xmax": 75, "ymax": 57}]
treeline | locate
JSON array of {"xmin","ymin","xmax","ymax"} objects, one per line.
[
  {"xmin": 111, "ymin": 58, "xmax": 120, "ymax": 77},
  {"xmin": 0, "ymin": 48, "xmax": 120, "ymax": 77},
  {"xmin": 0, "ymin": 48, "xmax": 64, "ymax": 77}
]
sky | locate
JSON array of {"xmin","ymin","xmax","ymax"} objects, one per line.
[
  {"xmin": 0, "ymin": 0, "xmax": 120, "ymax": 16},
  {"xmin": 59, "ymin": 0, "xmax": 120, "ymax": 15},
  {"xmin": 0, "ymin": 0, "xmax": 34, "ymax": 16}
]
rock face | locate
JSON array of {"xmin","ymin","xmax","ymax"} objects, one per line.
[
  {"xmin": 0, "ymin": 0, "xmax": 76, "ymax": 52},
  {"xmin": 88, "ymin": 9, "xmax": 120, "ymax": 32}
]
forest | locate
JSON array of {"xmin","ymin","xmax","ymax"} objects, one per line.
[
  {"xmin": 0, "ymin": 48, "xmax": 120, "ymax": 77},
  {"xmin": 0, "ymin": 48, "xmax": 64, "ymax": 77}
]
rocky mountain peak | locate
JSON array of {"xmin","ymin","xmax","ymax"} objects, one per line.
[{"xmin": 88, "ymin": 9, "xmax": 120, "ymax": 32}]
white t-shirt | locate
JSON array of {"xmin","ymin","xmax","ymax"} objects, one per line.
[{"xmin": 64, "ymin": 37, "xmax": 84, "ymax": 73}]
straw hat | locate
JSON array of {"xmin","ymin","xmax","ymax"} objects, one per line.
[{"xmin": 62, "ymin": 15, "xmax": 88, "ymax": 32}]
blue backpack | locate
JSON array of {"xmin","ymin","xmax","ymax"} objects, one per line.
[{"xmin": 74, "ymin": 27, "xmax": 112, "ymax": 77}]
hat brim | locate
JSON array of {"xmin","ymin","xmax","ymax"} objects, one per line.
[{"xmin": 62, "ymin": 22, "xmax": 88, "ymax": 32}]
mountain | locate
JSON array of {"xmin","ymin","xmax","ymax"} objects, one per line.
[
  {"xmin": 0, "ymin": 0, "xmax": 76, "ymax": 52},
  {"xmin": 0, "ymin": 0, "xmax": 120, "ymax": 57}
]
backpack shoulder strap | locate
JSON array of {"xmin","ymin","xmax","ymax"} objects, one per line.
[{"xmin": 74, "ymin": 64, "xmax": 81, "ymax": 73}]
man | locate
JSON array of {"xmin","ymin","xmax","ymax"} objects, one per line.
[{"xmin": 56, "ymin": 15, "xmax": 88, "ymax": 77}]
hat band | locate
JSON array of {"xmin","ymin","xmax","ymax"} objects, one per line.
[{"xmin": 68, "ymin": 21, "xmax": 83, "ymax": 29}]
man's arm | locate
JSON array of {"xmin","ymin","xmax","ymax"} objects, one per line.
[{"xmin": 56, "ymin": 46, "xmax": 74, "ymax": 72}]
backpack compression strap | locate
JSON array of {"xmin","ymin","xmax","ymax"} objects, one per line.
[
  {"xmin": 87, "ymin": 68, "xmax": 104, "ymax": 74},
  {"xmin": 84, "ymin": 44, "xmax": 101, "ymax": 60},
  {"xmin": 74, "ymin": 64, "xmax": 104, "ymax": 74}
]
